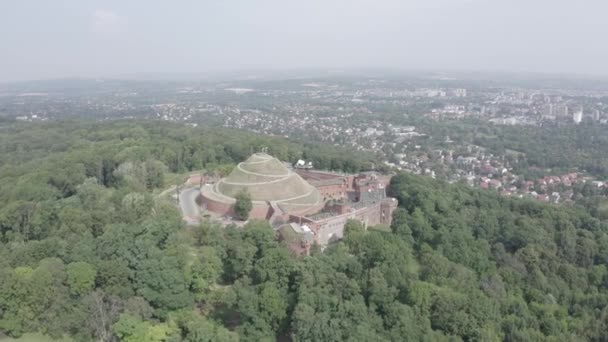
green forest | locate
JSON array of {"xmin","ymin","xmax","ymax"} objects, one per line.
[{"xmin": 1, "ymin": 121, "xmax": 608, "ymax": 341}]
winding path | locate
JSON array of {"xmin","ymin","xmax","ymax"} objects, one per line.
[{"xmin": 179, "ymin": 186, "xmax": 201, "ymax": 225}]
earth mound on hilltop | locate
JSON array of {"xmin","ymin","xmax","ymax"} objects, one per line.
[{"xmin": 211, "ymin": 153, "xmax": 322, "ymax": 212}]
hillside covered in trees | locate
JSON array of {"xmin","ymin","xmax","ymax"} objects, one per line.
[{"xmin": 1, "ymin": 121, "xmax": 608, "ymax": 341}]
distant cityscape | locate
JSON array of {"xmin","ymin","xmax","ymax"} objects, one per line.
[{"xmin": 2, "ymin": 73, "xmax": 608, "ymax": 205}]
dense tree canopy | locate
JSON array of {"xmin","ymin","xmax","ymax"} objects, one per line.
[{"xmin": 0, "ymin": 120, "xmax": 607, "ymax": 341}]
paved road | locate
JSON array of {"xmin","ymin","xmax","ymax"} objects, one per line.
[{"xmin": 179, "ymin": 186, "xmax": 201, "ymax": 225}]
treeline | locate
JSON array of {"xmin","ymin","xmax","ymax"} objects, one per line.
[
  {"xmin": 0, "ymin": 120, "xmax": 377, "ymax": 208},
  {"xmin": 1, "ymin": 120, "xmax": 608, "ymax": 341}
]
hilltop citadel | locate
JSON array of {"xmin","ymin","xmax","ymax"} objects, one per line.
[{"xmin": 199, "ymin": 152, "xmax": 397, "ymax": 254}]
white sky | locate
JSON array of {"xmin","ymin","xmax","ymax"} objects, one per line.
[{"xmin": 1, "ymin": 0, "xmax": 607, "ymax": 81}]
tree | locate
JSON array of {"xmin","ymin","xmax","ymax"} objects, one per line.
[
  {"xmin": 144, "ymin": 160, "xmax": 166, "ymax": 190},
  {"xmin": 120, "ymin": 192, "xmax": 154, "ymax": 223},
  {"xmin": 184, "ymin": 246, "xmax": 223, "ymax": 301},
  {"xmin": 0, "ymin": 262, "xmax": 70, "ymax": 338},
  {"xmin": 343, "ymin": 219, "xmax": 366, "ymax": 254},
  {"xmin": 124, "ymin": 296, "xmax": 154, "ymax": 320},
  {"xmin": 390, "ymin": 208, "xmax": 414, "ymax": 244},
  {"xmin": 174, "ymin": 312, "xmax": 239, "ymax": 342},
  {"xmin": 82, "ymin": 290, "xmax": 123, "ymax": 342},
  {"xmin": 66, "ymin": 261, "xmax": 97, "ymax": 296},
  {"xmin": 233, "ymin": 190, "xmax": 252, "ymax": 221},
  {"xmin": 134, "ymin": 251, "xmax": 194, "ymax": 311},
  {"xmin": 113, "ymin": 313, "xmax": 176, "ymax": 342}
]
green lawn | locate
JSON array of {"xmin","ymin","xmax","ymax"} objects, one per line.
[{"xmin": 0, "ymin": 333, "xmax": 73, "ymax": 342}]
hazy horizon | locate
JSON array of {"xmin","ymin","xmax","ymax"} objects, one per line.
[{"xmin": 2, "ymin": 0, "xmax": 607, "ymax": 82}]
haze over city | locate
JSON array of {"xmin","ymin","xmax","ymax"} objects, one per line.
[{"xmin": 2, "ymin": 0, "xmax": 608, "ymax": 81}]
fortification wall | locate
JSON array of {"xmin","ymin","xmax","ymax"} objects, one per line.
[
  {"xmin": 249, "ymin": 203, "xmax": 271, "ymax": 219},
  {"xmin": 295, "ymin": 169, "xmax": 344, "ymax": 181},
  {"xmin": 317, "ymin": 183, "xmax": 348, "ymax": 199},
  {"xmin": 200, "ymin": 191, "xmax": 270, "ymax": 219},
  {"xmin": 201, "ymin": 192, "xmax": 234, "ymax": 217},
  {"xmin": 296, "ymin": 198, "xmax": 398, "ymax": 245}
]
